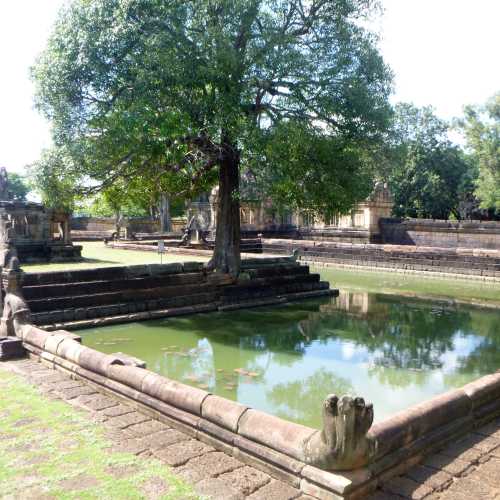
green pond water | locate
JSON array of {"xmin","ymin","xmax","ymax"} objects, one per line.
[{"xmin": 81, "ymin": 289, "xmax": 500, "ymax": 429}]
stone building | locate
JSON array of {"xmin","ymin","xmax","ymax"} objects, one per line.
[
  {"xmin": 190, "ymin": 181, "xmax": 394, "ymax": 243},
  {"xmin": 0, "ymin": 168, "xmax": 82, "ymax": 264}
]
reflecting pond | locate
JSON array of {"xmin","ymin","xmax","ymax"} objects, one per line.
[{"xmin": 81, "ymin": 291, "xmax": 500, "ymax": 428}]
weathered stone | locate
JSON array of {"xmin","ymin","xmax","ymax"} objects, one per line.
[
  {"xmin": 246, "ymin": 479, "xmax": 300, "ymax": 500},
  {"xmin": 107, "ymin": 364, "xmax": 149, "ymax": 391},
  {"xmin": 404, "ymin": 465, "xmax": 452, "ymax": 491},
  {"xmin": 152, "ymin": 439, "xmax": 214, "ymax": 466},
  {"xmin": 126, "ymin": 419, "xmax": 168, "ymax": 437},
  {"xmin": 370, "ymin": 388, "xmax": 472, "ymax": 460},
  {"xmin": 238, "ymin": 409, "xmax": 315, "ymax": 460},
  {"xmin": 141, "ymin": 372, "xmax": 209, "ymax": 415},
  {"xmin": 138, "ymin": 429, "xmax": 189, "ymax": 450},
  {"xmin": 100, "ymin": 404, "xmax": 134, "ymax": 418},
  {"xmin": 194, "ymin": 478, "xmax": 244, "ymax": 500},
  {"xmin": 201, "ymin": 394, "xmax": 248, "ymax": 432},
  {"xmin": 106, "ymin": 411, "xmax": 149, "ymax": 429},
  {"xmin": 382, "ymin": 476, "xmax": 433, "ymax": 500},
  {"xmin": 423, "ymin": 452, "xmax": 473, "ymax": 476},
  {"xmin": 303, "ymin": 395, "xmax": 376, "ymax": 471},
  {"xmin": 218, "ymin": 466, "xmax": 270, "ymax": 496}
]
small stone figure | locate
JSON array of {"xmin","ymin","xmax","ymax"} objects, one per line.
[
  {"xmin": 0, "ymin": 167, "xmax": 10, "ymax": 201},
  {"xmin": 302, "ymin": 394, "xmax": 377, "ymax": 470}
]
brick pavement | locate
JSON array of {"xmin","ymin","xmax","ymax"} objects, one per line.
[
  {"xmin": 4, "ymin": 357, "xmax": 500, "ymax": 500},
  {"xmin": 2, "ymin": 358, "xmax": 309, "ymax": 500},
  {"xmin": 370, "ymin": 420, "xmax": 500, "ymax": 500}
]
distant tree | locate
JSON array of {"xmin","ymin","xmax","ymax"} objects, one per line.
[
  {"xmin": 386, "ymin": 104, "xmax": 475, "ymax": 220},
  {"xmin": 457, "ymin": 93, "xmax": 500, "ymax": 215},
  {"xmin": 27, "ymin": 147, "xmax": 80, "ymax": 212},
  {"xmin": 6, "ymin": 172, "xmax": 30, "ymax": 201},
  {"xmin": 32, "ymin": 0, "xmax": 392, "ymax": 275}
]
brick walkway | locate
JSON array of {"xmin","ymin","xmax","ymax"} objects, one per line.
[
  {"xmin": 4, "ymin": 357, "xmax": 500, "ymax": 500},
  {"xmin": 370, "ymin": 421, "xmax": 500, "ymax": 500},
  {"xmin": 2, "ymin": 358, "xmax": 307, "ymax": 500}
]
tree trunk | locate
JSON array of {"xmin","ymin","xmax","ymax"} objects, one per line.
[
  {"xmin": 209, "ymin": 147, "xmax": 241, "ymax": 276},
  {"xmin": 159, "ymin": 193, "xmax": 172, "ymax": 232}
]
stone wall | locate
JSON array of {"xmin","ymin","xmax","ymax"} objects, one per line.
[
  {"xmin": 261, "ymin": 239, "xmax": 500, "ymax": 280},
  {"xmin": 380, "ymin": 219, "xmax": 500, "ymax": 250},
  {"xmin": 21, "ymin": 259, "xmax": 332, "ymax": 330}
]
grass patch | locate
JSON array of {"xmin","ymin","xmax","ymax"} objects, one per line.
[
  {"xmin": 22, "ymin": 241, "xmax": 208, "ymax": 273},
  {"xmin": 0, "ymin": 368, "xmax": 198, "ymax": 499}
]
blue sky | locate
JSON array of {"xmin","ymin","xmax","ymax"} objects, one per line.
[{"xmin": 1, "ymin": 0, "xmax": 499, "ymax": 174}]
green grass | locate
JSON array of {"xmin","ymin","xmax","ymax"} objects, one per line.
[
  {"xmin": 0, "ymin": 368, "xmax": 198, "ymax": 500},
  {"xmin": 22, "ymin": 241, "xmax": 208, "ymax": 273}
]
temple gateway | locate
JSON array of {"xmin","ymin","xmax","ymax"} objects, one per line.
[{"xmin": 0, "ymin": 168, "xmax": 81, "ymax": 264}]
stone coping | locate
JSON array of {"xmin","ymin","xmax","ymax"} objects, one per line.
[
  {"xmin": 15, "ymin": 323, "xmax": 500, "ymax": 499},
  {"xmin": 263, "ymin": 238, "xmax": 500, "ymax": 258}
]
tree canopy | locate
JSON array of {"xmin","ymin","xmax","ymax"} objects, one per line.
[
  {"xmin": 385, "ymin": 104, "xmax": 474, "ymax": 220},
  {"xmin": 6, "ymin": 172, "xmax": 30, "ymax": 202},
  {"xmin": 32, "ymin": 0, "xmax": 392, "ymax": 274},
  {"xmin": 457, "ymin": 93, "xmax": 500, "ymax": 214}
]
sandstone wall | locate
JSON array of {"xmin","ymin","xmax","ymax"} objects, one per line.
[{"xmin": 380, "ymin": 219, "xmax": 500, "ymax": 250}]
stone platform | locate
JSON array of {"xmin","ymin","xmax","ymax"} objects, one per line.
[
  {"xmin": 21, "ymin": 258, "xmax": 334, "ymax": 330},
  {"xmin": 261, "ymin": 239, "xmax": 500, "ymax": 280}
]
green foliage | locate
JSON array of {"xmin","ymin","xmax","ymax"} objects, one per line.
[
  {"xmin": 26, "ymin": 147, "xmax": 80, "ymax": 212},
  {"xmin": 457, "ymin": 93, "xmax": 500, "ymax": 213},
  {"xmin": 386, "ymin": 104, "xmax": 475, "ymax": 220},
  {"xmin": 32, "ymin": 0, "xmax": 392, "ymax": 217},
  {"xmin": 6, "ymin": 172, "xmax": 30, "ymax": 201}
]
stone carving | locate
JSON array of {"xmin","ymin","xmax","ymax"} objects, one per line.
[
  {"xmin": 302, "ymin": 394, "xmax": 377, "ymax": 471},
  {"xmin": 0, "ymin": 256, "xmax": 31, "ymax": 337},
  {"xmin": 0, "ymin": 167, "xmax": 11, "ymax": 201}
]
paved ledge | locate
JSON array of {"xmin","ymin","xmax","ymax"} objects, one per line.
[
  {"xmin": 2, "ymin": 358, "xmax": 308, "ymax": 500},
  {"xmin": 4, "ymin": 357, "xmax": 500, "ymax": 499},
  {"xmin": 368, "ymin": 421, "xmax": 500, "ymax": 499}
]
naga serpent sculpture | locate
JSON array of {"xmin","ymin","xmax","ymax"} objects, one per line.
[{"xmin": 302, "ymin": 394, "xmax": 377, "ymax": 470}]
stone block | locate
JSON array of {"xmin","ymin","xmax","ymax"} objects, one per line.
[
  {"xmin": 53, "ymin": 339, "xmax": 79, "ymax": 364},
  {"xmin": 44, "ymin": 331, "xmax": 80, "ymax": 354},
  {"xmin": 194, "ymin": 478, "xmax": 244, "ymax": 500},
  {"xmin": 300, "ymin": 465, "xmax": 371, "ymax": 496},
  {"xmin": 233, "ymin": 435, "xmax": 304, "ymax": 475},
  {"xmin": 198, "ymin": 419, "xmax": 236, "ymax": 446},
  {"xmin": 299, "ymin": 478, "xmax": 343, "ymax": 500},
  {"xmin": 462, "ymin": 373, "xmax": 500, "ymax": 410},
  {"xmin": 23, "ymin": 327, "xmax": 52, "ymax": 349},
  {"xmin": 0, "ymin": 336, "xmax": 25, "ymax": 360},
  {"xmin": 135, "ymin": 392, "xmax": 200, "ymax": 432},
  {"xmin": 370, "ymin": 388, "xmax": 471, "ymax": 459},
  {"xmin": 182, "ymin": 261, "xmax": 204, "ymax": 273},
  {"xmin": 78, "ymin": 348, "xmax": 125, "ymax": 377},
  {"xmin": 201, "ymin": 395, "xmax": 248, "ymax": 432},
  {"xmin": 237, "ymin": 409, "xmax": 315, "ymax": 461},
  {"xmin": 108, "ymin": 365, "xmax": 149, "ymax": 391},
  {"xmin": 141, "ymin": 372, "xmax": 209, "ymax": 415}
]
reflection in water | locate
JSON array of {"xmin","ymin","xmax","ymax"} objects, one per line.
[{"xmin": 81, "ymin": 290, "xmax": 500, "ymax": 428}]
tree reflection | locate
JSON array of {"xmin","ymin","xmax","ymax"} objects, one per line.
[{"xmin": 267, "ymin": 367, "xmax": 353, "ymax": 429}]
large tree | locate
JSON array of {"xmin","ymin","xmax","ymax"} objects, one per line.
[
  {"xmin": 387, "ymin": 104, "xmax": 474, "ymax": 220},
  {"xmin": 32, "ymin": 0, "xmax": 392, "ymax": 275},
  {"xmin": 457, "ymin": 93, "xmax": 500, "ymax": 214}
]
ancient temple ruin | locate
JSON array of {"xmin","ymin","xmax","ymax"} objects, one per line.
[
  {"xmin": 189, "ymin": 181, "xmax": 394, "ymax": 243},
  {"xmin": 0, "ymin": 168, "xmax": 82, "ymax": 264}
]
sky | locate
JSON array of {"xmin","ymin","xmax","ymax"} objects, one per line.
[{"xmin": 0, "ymin": 0, "xmax": 499, "ymax": 174}]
